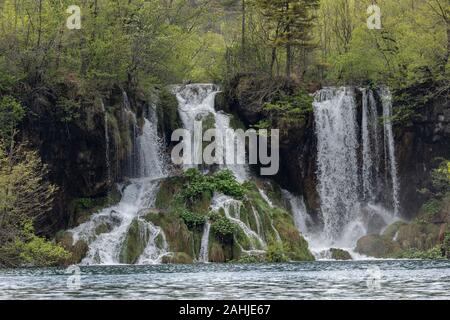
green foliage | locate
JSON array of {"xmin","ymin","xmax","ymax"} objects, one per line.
[
  {"xmin": 422, "ymin": 199, "xmax": 442, "ymax": 218},
  {"xmin": 179, "ymin": 209, "xmax": 206, "ymax": 229},
  {"xmin": 394, "ymin": 246, "xmax": 445, "ymax": 260},
  {"xmin": 0, "ymin": 96, "xmax": 25, "ymax": 144},
  {"xmin": 266, "ymin": 242, "xmax": 289, "ymax": 263},
  {"xmin": 213, "ymin": 170, "xmax": 246, "ymax": 199},
  {"xmin": 181, "ymin": 169, "xmax": 246, "ymax": 201},
  {"xmin": 55, "ymin": 97, "xmax": 81, "ymax": 124},
  {"xmin": 431, "ymin": 160, "xmax": 450, "ymax": 196},
  {"xmin": 1, "ymin": 221, "xmax": 70, "ymax": 267},
  {"xmin": 211, "ymin": 216, "xmax": 237, "ymax": 238},
  {"xmin": 262, "ymin": 88, "xmax": 313, "ymax": 129}
]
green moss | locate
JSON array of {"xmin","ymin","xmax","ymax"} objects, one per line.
[
  {"xmin": 266, "ymin": 242, "xmax": 289, "ymax": 263},
  {"xmin": 422, "ymin": 199, "xmax": 442, "ymax": 218},
  {"xmin": 383, "ymin": 221, "xmax": 407, "ymax": 239},
  {"xmin": 143, "ymin": 210, "xmax": 194, "ymax": 258},
  {"xmin": 55, "ymin": 231, "xmax": 88, "ymax": 265},
  {"xmin": 356, "ymin": 235, "xmax": 401, "ymax": 258},
  {"xmin": 161, "ymin": 252, "xmax": 193, "ymax": 264},
  {"xmin": 157, "ymin": 88, "xmax": 181, "ymax": 141},
  {"xmin": 330, "ymin": 248, "xmax": 352, "ymax": 260},
  {"xmin": 154, "ymin": 177, "xmax": 184, "ymax": 210},
  {"xmin": 119, "ymin": 218, "xmax": 149, "ymax": 264},
  {"xmin": 393, "ymin": 246, "xmax": 445, "ymax": 260},
  {"xmin": 396, "ymin": 221, "xmax": 441, "ymax": 251},
  {"xmin": 68, "ymin": 186, "xmax": 121, "ymax": 228},
  {"xmin": 202, "ymin": 112, "xmax": 216, "ymax": 132}
]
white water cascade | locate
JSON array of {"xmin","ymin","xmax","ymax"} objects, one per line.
[
  {"xmin": 309, "ymin": 86, "xmax": 401, "ymax": 252},
  {"xmin": 314, "ymin": 87, "xmax": 361, "ymax": 243},
  {"xmin": 172, "ymin": 84, "xmax": 249, "ymax": 182},
  {"xmin": 211, "ymin": 195, "xmax": 267, "ymax": 251},
  {"xmin": 198, "ymin": 222, "xmax": 211, "ymax": 263},
  {"xmin": 173, "ymin": 84, "xmax": 274, "ymax": 261},
  {"xmin": 380, "ymin": 87, "xmax": 401, "ymax": 217},
  {"xmin": 70, "ymin": 102, "xmax": 169, "ymax": 265}
]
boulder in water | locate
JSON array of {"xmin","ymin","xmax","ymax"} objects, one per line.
[
  {"xmin": 355, "ymin": 234, "xmax": 401, "ymax": 258},
  {"xmin": 119, "ymin": 218, "xmax": 149, "ymax": 264},
  {"xmin": 161, "ymin": 252, "xmax": 193, "ymax": 264},
  {"xmin": 330, "ymin": 248, "xmax": 352, "ymax": 260}
]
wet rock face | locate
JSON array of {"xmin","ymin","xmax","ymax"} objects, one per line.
[
  {"xmin": 395, "ymin": 91, "xmax": 450, "ymax": 218},
  {"xmin": 355, "ymin": 235, "xmax": 401, "ymax": 258},
  {"xmin": 330, "ymin": 248, "xmax": 352, "ymax": 260},
  {"xmin": 21, "ymin": 84, "xmax": 151, "ymax": 234}
]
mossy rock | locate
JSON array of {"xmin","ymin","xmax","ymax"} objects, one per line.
[
  {"xmin": 396, "ymin": 221, "xmax": 441, "ymax": 251},
  {"xmin": 383, "ymin": 221, "xmax": 408, "ymax": 240},
  {"xmin": 144, "ymin": 210, "xmax": 195, "ymax": 258},
  {"xmin": 119, "ymin": 218, "xmax": 149, "ymax": 264},
  {"xmin": 55, "ymin": 231, "xmax": 88, "ymax": 264},
  {"xmin": 157, "ymin": 88, "xmax": 181, "ymax": 142},
  {"xmin": 208, "ymin": 236, "xmax": 236, "ymax": 263},
  {"xmin": 355, "ymin": 235, "xmax": 401, "ymax": 258},
  {"xmin": 330, "ymin": 248, "xmax": 352, "ymax": 260},
  {"xmin": 95, "ymin": 222, "xmax": 114, "ymax": 236},
  {"xmin": 68, "ymin": 187, "xmax": 121, "ymax": 228},
  {"xmin": 161, "ymin": 252, "xmax": 193, "ymax": 264},
  {"xmin": 154, "ymin": 177, "xmax": 183, "ymax": 210},
  {"xmin": 272, "ymin": 208, "xmax": 314, "ymax": 261}
]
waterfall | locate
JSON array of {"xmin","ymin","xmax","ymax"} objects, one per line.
[
  {"xmin": 211, "ymin": 195, "xmax": 267, "ymax": 250},
  {"xmin": 310, "ymin": 86, "xmax": 401, "ymax": 250},
  {"xmin": 314, "ymin": 87, "xmax": 361, "ymax": 243},
  {"xmin": 172, "ymin": 84, "xmax": 249, "ymax": 182},
  {"xmin": 70, "ymin": 99, "xmax": 169, "ymax": 265},
  {"xmin": 198, "ymin": 222, "xmax": 211, "ymax": 263},
  {"xmin": 282, "ymin": 190, "xmax": 310, "ymax": 235},
  {"xmin": 379, "ymin": 87, "xmax": 400, "ymax": 216},
  {"xmin": 361, "ymin": 89, "xmax": 381, "ymax": 203},
  {"xmin": 172, "ymin": 84, "xmax": 276, "ymax": 255}
]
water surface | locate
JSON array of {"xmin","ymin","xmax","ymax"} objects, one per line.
[{"xmin": 1, "ymin": 260, "xmax": 449, "ymax": 299}]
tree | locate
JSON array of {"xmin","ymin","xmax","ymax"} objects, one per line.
[{"xmin": 254, "ymin": 0, "xmax": 319, "ymax": 78}]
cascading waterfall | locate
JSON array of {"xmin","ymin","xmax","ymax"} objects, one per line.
[
  {"xmin": 172, "ymin": 84, "xmax": 249, "ymax": 182},
  {"xmin": 361, "ymin": 89, "xmax": 381, "ymax": 203},
  {"xmin": 314, "ymin": 87, "xmax": 361, "ymax": 243},
  {"xmin": 70, "ymin": 101, "xmax": 169, "ymax": 265},
  {"xmin": 309, "ymin": 86, "xmax": 401, "ymax": 252},
  {"xmin": 198, "ymin": 222, "xmax": 211, "ymax": 263},
  {"xmin": 211, "ymin": 195, "xmax": 266, "ymax": 251},
  {"xmin": 380, "ymin": 87, "xmax": 400, "ymax": 217},
  {"xmin": 172, "ymin": 84, "xmax": 272, "ymax": 261}
]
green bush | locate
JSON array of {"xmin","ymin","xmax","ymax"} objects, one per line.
[
  {"xmin": 1, "ymin": 221, "xmax": 70, "ymax": 267},
  {"xmin": 422, "ymin": 199, "xmax": 442, "ymax": 216},
  {"xmin": 266, "ymin": 242, "xmax": 289, "ymax": 263},
  {"xmin": 213, "ymin": 170, "xmax": 245, "ymax": 199},
  {"xmin": 211, "ymin": 216, "xmax": 236, "ymax": 238},
  {"xmin": 179, "ymin": 209, "xmax": 205, "ymax": 229},
  {"xmin": 394, "ymin": 246, "xmax": 445, "ymax": 260},
  {"xmin": 181, "ymin": 169, "xmax": 245, "ymax": 201}
]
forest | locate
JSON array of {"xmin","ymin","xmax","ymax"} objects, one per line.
[{"xmin": 0, "ymin": 0, "xmax": 449, "ymax": 268}]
